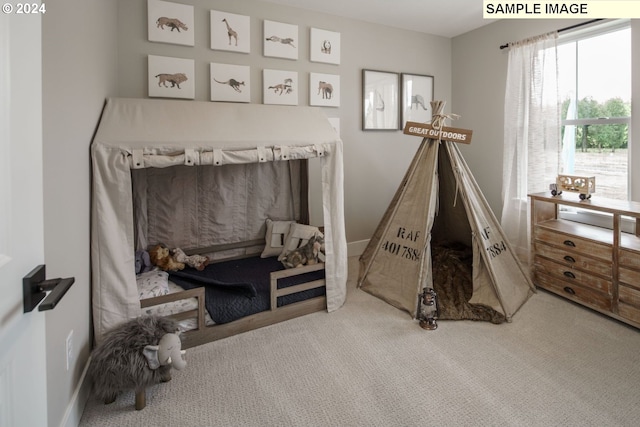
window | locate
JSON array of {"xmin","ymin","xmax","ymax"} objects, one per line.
[{"xmin": 557, "ymin": 20, "xmax": 631, "ymax": 201}]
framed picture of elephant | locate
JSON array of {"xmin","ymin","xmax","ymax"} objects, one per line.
[
  {"xmin": 310, "ymin": 73, "xmax": 340, "ymax": 107},
  {"xmin": 148, "ymin": 0, "xmax": 194, "ymax": 46},
  {"xmin": 363, "ymin": 69, "xmax": 400, "ymax": 130},
  {"xmin": 401, "ymin": 73, "xmax": 434, "ymax": 128}
]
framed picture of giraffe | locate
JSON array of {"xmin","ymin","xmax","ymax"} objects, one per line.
[
  {"xmin": 401, "ymin": 73, "xmax": 434, "ymax": 128},
  {"xmin": 210, "ymin": 10, "xmax": 250, "ymax": 53},
  {"xmin": 148, "ymin": 0, "xmax": 194, "ymax": 46},
  {"xmin": 263, "ymin": 20, "xmax": 299, "ymax": 60}
]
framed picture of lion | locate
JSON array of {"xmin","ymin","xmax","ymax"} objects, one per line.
[
  {"xmin": 148, "ymin": 0, "xmax": 195, "ymax": 46},
  {"xmin": 401, "ymin": 73, "xmax": 434, "ymax": 128},
  {"xmin": 148, "ymin": 55, "xmax": 195, "ymax": 99}
]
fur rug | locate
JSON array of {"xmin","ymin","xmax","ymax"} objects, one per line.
[{"xmin": 431, "ymin": 243, "xmax": 506, "ymax": 324}]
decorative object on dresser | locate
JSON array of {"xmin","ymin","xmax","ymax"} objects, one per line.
[{"xmin": 529, "ymin": 192, "xmax": 640, "ymax": 328}]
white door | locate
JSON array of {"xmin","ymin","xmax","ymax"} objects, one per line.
[{"xmin": 0, "ymin": 12, "xmax": 48, "ymax": 427}]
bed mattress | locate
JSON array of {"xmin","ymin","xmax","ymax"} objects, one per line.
[{"xmin": 169, "ymin": 256, "xmax": 326, "ymax": 324}]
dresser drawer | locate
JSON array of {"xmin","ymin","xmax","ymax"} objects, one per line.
[
  {"xmin": 535, "ymin": 272, "xmax": 612, "ymax": 311},
  {"xmin": 534, "ymin": 256, "xmax": 612, "ymax": 294},
  {"xmin": 618, "ymin": 303, "xmax": 640, "ymax": 324},
  {"xmin": 619, "ymin": 284, "xmax": 640, "ymax": 307},
  {"xmin": 534, "ymin": 242, "xmax": 612, "ymax": 277},
  {"xmin": 618, "ymin": 266, "xmax": 640, "ymax": 287},
  {"xmin": 619, "ymin": 248, "xmax": 640, "ymax": 270},
  {"xmin": 534, "ymin": 226, "xmax": 611, "ymax": 261}
]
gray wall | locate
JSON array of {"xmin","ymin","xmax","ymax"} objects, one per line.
[
  {"xmin": 116, "ymin": 0, "xmax": 452, "ymax": 245},
  {"xmin": 42, "ymin": 1, "xmax": 118, "ymax": 426}
]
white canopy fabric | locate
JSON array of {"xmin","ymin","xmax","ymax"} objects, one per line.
[{"xmin": 91, "ymin": 98, "xmax": 347, "ymax": 340}]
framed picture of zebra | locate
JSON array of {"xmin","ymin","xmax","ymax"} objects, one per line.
[
  {"xmin": 263, "ymin": 20, "xmax": 298, "ymax": 60},
  {"xmin": 401, "ymin": 73, "xmax": 434, "ymax": 128},
  {"xmin": 148, "ymin": 55, "xmax": 195, "ymax": 99},
  {"xmin": 310, "ymin": 73, "xmax": 340, "ymax": 107},
  {"xmin": 148, "ymin": 0, "xmax": 194, "ymax": 46},
  {"xmin": 362, "ymin": 69, "xmax": 400, "ymax": 130},
  {"xmin": 263, "ymin": 69, "xmax": 298, "ymax": 105},
  {"xmin": 210, "ymin": 10, "xmax": 250, "ymax": 53}
]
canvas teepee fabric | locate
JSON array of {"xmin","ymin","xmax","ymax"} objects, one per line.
[{"xmin": 358, "ymin": 102, "xmax": 534, "ymax": 322}]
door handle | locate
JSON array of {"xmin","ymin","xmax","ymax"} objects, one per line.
[{"xmin": 23, "ymin": 264, "xmax": 75, "ymax": 313}]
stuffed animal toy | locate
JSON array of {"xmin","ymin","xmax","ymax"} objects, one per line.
[
  {"xmin": 171, "ymin": 247, "xmax": 209, "ymax": 271},
  {"xmin": 281, "ymin": 234, "xmax": 325, "ymax": 268},
  {"xmin": 88, "ymin": 315, "xmax": 186, "ymax": 410},
  {"xmin": 148, "ymin": 244, "xmax": 185, "ymax": 272},
  {"xmin": 135, "ymin": 250, "xmax": 153, "ymax": 274}
]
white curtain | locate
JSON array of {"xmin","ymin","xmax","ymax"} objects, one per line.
[{"xmin": 501, "ymin": 32, "xmax": 561, "ymax": 261}]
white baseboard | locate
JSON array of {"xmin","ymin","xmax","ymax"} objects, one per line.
[
  {"xmin": 347, "ymin": 239, "xmax": 369, "ymax": 257},
  {"xmin": 60, "ymin": 356, "xmax": 92, "ymax": 427}
]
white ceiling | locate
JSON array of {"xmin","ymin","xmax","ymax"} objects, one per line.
[{"xmin": 260, "ymin": 0, "xmax": 494, "ymax": 38}]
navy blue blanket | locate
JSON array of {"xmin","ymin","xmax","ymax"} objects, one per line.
[{"xmin": 169, "ymin": 256, "xmax": 325, "ymax": 324}]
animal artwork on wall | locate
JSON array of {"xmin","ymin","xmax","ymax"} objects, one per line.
[
  {"xmin": 210, "ymin": 10, "xmax": 250, "ymax": 53},
  {"xmin": 210, "ymin": 63, "xmax": 250, "ymax": 103},
  {"xmin": 263, "ymin": 20, "xmax": 299, "ymax": 60},
  {"xmin": 401, "ymin": 73, "xmax": 434, "ymax": 128},
  {"xmin": 310, "ymin": 28, "xmax": 341, "ymax": 65},
  {"xmin": 147, "ymin": 0, "xmax": 194, "ymax": 46},
  {"xmin": 310, "ymin": 72, "xmax": 340, "ymax": 107},
  {"xmin": 263, "ymin": 69, "xmax": 298, "ymax": 105},
  {"xmin": 148, "ymin": 55, "xmax": 195, "ymax": 99}
]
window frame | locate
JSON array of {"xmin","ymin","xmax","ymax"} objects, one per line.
[{"xmin": 557, "ymin": 19, "xmax": 633, "ymax": 230}]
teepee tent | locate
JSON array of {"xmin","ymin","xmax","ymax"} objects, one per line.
[{"xmin": 358, "ymin": 102, "xmax": 534, "ymax": 322}]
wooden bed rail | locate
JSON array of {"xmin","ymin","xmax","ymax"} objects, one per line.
[{"xmin": 139, "ymin": 261, "xmax": 327, "ymax": 349}]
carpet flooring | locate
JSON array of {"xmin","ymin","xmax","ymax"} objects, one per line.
[{"xmin": 79, "ymin": 257, "xmax": 640, "ymax": 426}]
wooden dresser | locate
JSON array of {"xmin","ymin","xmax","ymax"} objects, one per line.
[{"xmin": 529, "ymin": 192, "xmax": 640, "ymax": 329}]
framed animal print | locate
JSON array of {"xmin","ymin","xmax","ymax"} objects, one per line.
[
  {"xmin": 362, "ymin": 69, "xmax": 400, "ymax": 130},
  {"xmin": 401, "ymin": 73, "xmax": 434, "ymax": 128},
  {"xmin": 263, "ymin": 20, "xmax": 298, "ymax": 60},
  {"xmin": 310, "ymin": 73, "xmax": 340, "ymax": 107},
  {"xmin": 148, "ymin": 0, "xmax": 194, "ymax": 46},
  {"xmin": 310, "ymin": 28, "xmax": 340, "ymax": 65},
  {"xmin": 210, "ymin": 63, "xmax": 250, "ymax": 103},
  {"xmin": 148, "ymin": 55, "xmax": 195, "ymax": 99},
  {"xmin": 210, "ymin": 10, "xmax": 250, "ymax": 53},
  {"xmin": 263, "ymin": 69, "xmax": 298, "ymax": 105}
]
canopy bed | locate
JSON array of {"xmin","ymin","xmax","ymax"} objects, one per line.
[{"xmin": 91, "ymin": 97, "xmax": 347, "ymax": 347}]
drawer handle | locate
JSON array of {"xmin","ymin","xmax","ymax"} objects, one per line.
[
  {"xmin": 563, "ymin": 286, "xmax": 576, "ymax": 295},
  {"xmin": 563, "ymin": 271, "xmax": 576, "ymax": 279},
  {"xmin": 563, "ymin": 255, "xmax": 576, "ymax": 263},
  {"xmin": 563, "ymin": 240, "xmax": 576, "ymax": 247}
]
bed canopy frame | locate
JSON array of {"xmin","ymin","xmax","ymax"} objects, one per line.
[{"xmin": 90, "ymin": 97, "xmax": 347, "ymax": 342}]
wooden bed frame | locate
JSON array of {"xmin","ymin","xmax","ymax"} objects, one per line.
[{"xmin": 140, "ymin": 262, "xmax": 326, "ymax": 349}]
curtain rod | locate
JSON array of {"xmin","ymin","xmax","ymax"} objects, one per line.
[{"xmin": 499, "ymin": 19, "xmax": 603, "ymax": 50}]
